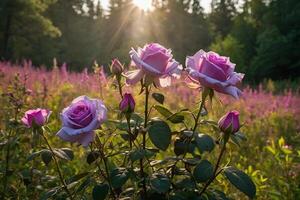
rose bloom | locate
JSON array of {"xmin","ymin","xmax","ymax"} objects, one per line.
[
  {"xmin": 56, "ymin": 96, "xmax": 107, "ymax": 147},
  {"xmin": 186, "ymin": 50, "xmax": 244, "ymax": 98},
  {"xmin": 125, "ymin": 43, "xmax": 181, "ymax": 87},
  {"xmin": 218, "ymin": 110, "xmax": 240, "ymax": 134},
  {"xmin": 22, "ymin": 108, "xmax": 51, "ymax": 128}
]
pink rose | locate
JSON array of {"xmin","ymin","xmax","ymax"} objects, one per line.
[
  {"xmin": 56, "ymin": 96, "xmax": 107, "ymax": 147},
  {"xmin": 125, "ymin": 43, "xmax": 181, "ymax": 87},
  {"xmin": 218, "ymin": 110, "xmax": 240, "ymax": 134},
  {"xmin": 186, "ymin": 50, "xmax": 244, "ymax": 98},
  {"xmin": 21, "ymin": 108, "xmax": 51, "ymax": 128},
  {"xmin": 119, "ymin": 93, "xmax": 135, "ymax": 113}
]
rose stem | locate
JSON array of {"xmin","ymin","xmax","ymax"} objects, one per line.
[
  {"xmin": 126, "ymin": 116, "xmax": 133, "ymax": 149},
  {"xmin": 116, "ymin": 76, "xmax": 123, "ymax": 98},
  {"xmin": 170, "ymin": 88, "xmax": 208, "ymax": 184},
  {"xmin": 40, "ymin": 131, "xmax": 74, "ymax": 200},
  {"xmin": 192, "ymin": 88, "xmax": 209, "ymax": 133},
  {"xmin": 1, "ymin": 130, "xmax": 12, "ymax": 200},
  {"xmin": 140, "ymin": 85, "xmax": 149, "ymax": 199},
  {"xmin": 96, "ymin": 135, "xmax": 116, "ymax": 199},
  {"xmin": 89, "ymin": 145, "xmax": 107, "ymax": 180},
  {"xmin": 199, "ymin": 134, "xmax": 229, "ymax": 196}
]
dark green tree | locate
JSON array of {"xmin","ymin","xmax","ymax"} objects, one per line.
[{"xmin": 0, "ymin": 0, "xmax": 60, "ymax": 62}]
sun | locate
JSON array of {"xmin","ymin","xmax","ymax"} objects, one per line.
[{"xmin": 133, "ymin": 0, "xmax": 152, "ymax": 11}]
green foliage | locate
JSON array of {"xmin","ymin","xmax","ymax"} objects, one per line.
[
  {"xmin": 148, "ymin": 119, "xmax": 172, "ymax": 151},
  {"xmin": 92, "ymin": 183, "xmax": 109, "ymax": 200},
  {"xmin": 193, "ymin": 160, "xmax": 214, "ymax": 183},
  {"xmin": 224, "ymin": 166, "xmax": 256, "ymax": 199}
]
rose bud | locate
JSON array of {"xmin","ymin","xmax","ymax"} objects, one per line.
[
  {"xmin": 119, "ymin": 93, "xmax": 135, "ymax": 114},
  {"xmin": 21, "ymin": 108, "xmax": 51, "ymax": 128},
  {"xmin": 111, "ymin": 58, "xmax": 124, "ymax": 75},
  {"xmin": 218, "ymin": 110, "xmax": 240, "ymax": 134},
  {"xmin": 56, "ymin": 96, "xmax": 107, "ymax": 147}
]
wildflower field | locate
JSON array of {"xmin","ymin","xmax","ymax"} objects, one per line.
[{"xmin": 0, "ymin": 56, "xmax": 300, "ymax": 200}]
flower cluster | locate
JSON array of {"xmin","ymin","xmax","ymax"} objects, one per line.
[{"xmin": 20, "ymin": 43, "xmax": 251, "ymax": 200}]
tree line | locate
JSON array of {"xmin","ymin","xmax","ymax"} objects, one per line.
[{"xmin": 0, "ymin": 0, "xmax": 299, "ymax": 82}]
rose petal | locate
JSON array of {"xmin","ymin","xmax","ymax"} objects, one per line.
[
  {"xmin": 143, "ymin": 51, "xmax": 170, "ymax": 73},
  {"xmin": 56, "ymin": 130, "xmax": 95, "ymax": 147},
  {"xmin": 199, "ymin": 58, "xmax": 227, "ymax": 81},
  {"xmin": 189, "ymin": 70, "xmax": 242, "ymax": 99},
  {"xmin": 154, "ymin": 76, "xmax": 171, "ymax": 88},
  {"xmin": 124, "ymin": 69, "xmax": 144, "ymax": 85},
  {"xmin": 165, "ymin": 60, "xmax": 180, "ymax": 75},
  {"xmin": 226, "ymin": 72, "xmax": 244, "ymax": 85},
  {"xmin": 130, "ymin": 49, "xmax": 162, "ymax": 75}
]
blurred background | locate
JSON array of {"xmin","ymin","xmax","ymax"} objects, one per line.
[{"xmin": 0, "ymin": 0, "xmax": 299, "ymax": 83}]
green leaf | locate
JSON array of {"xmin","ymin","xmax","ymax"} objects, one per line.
[
  {"xmin": 60, "ymin": 148, "xmax": 74, "ymax": 160},
  {"xmin": 53, "ymin": 149, "xmax": 72, "ymax": 161},
  {"xmin": 175, "ymin": 178, "xmax": 196, "ymax": 190},
  {"xmin": 129, "ymin": 149, "xmax": 155, "ymax": 162},
  {"xmin": 66, "ymin": 172, "xmax": 89, "ymax": 184},
  {"xmin": 153, "ymin": 105, "xmax": 173, "ymax": 118},
  {"xmin": 110, "ymin": 168, "xmax": 130, "ymax": 188},
  {"xmin": 148, "ymin": 120, "xmax": 171, "ymax": 151},
  {"xmin": 41, "ymin": 149, "xmax": 52, "ymax": 165},
  {"xmin": 235, "ymin": 132, "xmax": 247, "ymax": 141},
  {"xmin": 87, "ymin": 151, "xmax": 100, "ymax": 165},
  {"xmin": 92, "ymin": 183, "xmax": 109, "ymax": 200},
  {"xmin": 131, "ymin": 113, "xmax": 144, "ymax": 124},
  {"xmin": 26, "ymin": 150, "xmax": 42, "ymax": 162},
  {"xmin": 195, "ymin": 134, "xmax": 215, "ymax": 153},
  {"xmin": 150, "ymin": 174, "xmax": 171, "ymax": 194},
  {"xmin": 167, "ymin": 113, "xmax": 185, "ymax": 124},
  {"xmin": 174, "ymin": 139, "xmax": 195, "ymax": 156},
  {"xmin": 224, "ymin": 166, "xmax": 256, "ymax": 199},
  {"xmin": 76, "ymin": 177, "xmax": 92, "ymax": 193},
  {"xmin": 40, "ymin": 188, "xmax": 58, "ymax": 200},
  {"xmin": 193, "ymin": 160, "xmax": 214, "ymax": 183},
  {"xmin": 210, "ymin": 190, "xmax": 229, "ymax": 200},
  {"xmin": 152, "ymin": 93, "xmax": 165, "ymax": 104}
]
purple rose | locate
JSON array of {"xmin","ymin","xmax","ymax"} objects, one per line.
[
  {"xmin": 21, "ymin": 108, "xmax": 51, "ymax": 128},
  {"xmin": 56, "ymin": 96, "xmax": 107, "ymax": 147},
  {"xmin": 218, "ymin": 110, "xmax": 240, "ymax": 134},
  {"xmin": 119, "ymin": 93, "xmax": 135, "ymax": 113},
  {"xmin": 186, "ymin": 50, "xmax": 244, "ymax": 98},
  {"xmin": 125, "ymin": 43, "xmax": 181, "ymax": 87}
]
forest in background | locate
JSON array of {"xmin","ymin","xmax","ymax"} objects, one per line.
[{"xmin": 0, "ymin": 0, "xmax": 299, "ymax": 83}]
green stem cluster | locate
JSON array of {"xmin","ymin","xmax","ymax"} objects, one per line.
[
  {"xmin": 41, "ymin": 131, "xmax": 74, "ymax": 200},
  {"xmin": 199, "ymin": 135, "xmax": 229, "ymax": 196},
  {"xmin": 140, "ymin": 85, "xmax": 149, "ymax": 199}
]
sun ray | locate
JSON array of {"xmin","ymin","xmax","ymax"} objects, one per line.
[{"xmin": 132, "ymin": 0, "xmax": 152, "ymax": 11}]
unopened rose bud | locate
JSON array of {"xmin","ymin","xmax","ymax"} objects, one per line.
[
  {"xmin": 111, "ymin": 59, "xmax": 123, "ymax": 75},
  {"xmin": 119, "ymin": 93, "xmax": 135, "ymax": 114},
  {"xmin": 21, "ymin": 108, "xmax": 51, "ymax": 128},
  {"xmin": 218, "ymin": 110, "xmax": 240, "ymax": 134}
]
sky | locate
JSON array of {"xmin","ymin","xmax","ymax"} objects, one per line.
[{"xmin": 100, "ymin": 0, "xmax": 213, "ymax": 13}]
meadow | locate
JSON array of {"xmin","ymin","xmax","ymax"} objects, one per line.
[{"xmin": 0, "ymin": 60, "xmax": 299, "ymax": 200}]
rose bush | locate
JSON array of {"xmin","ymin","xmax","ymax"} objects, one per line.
[{"xmin": 0, "ymin": 44, "xmax": 261, "ymax": 200}]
